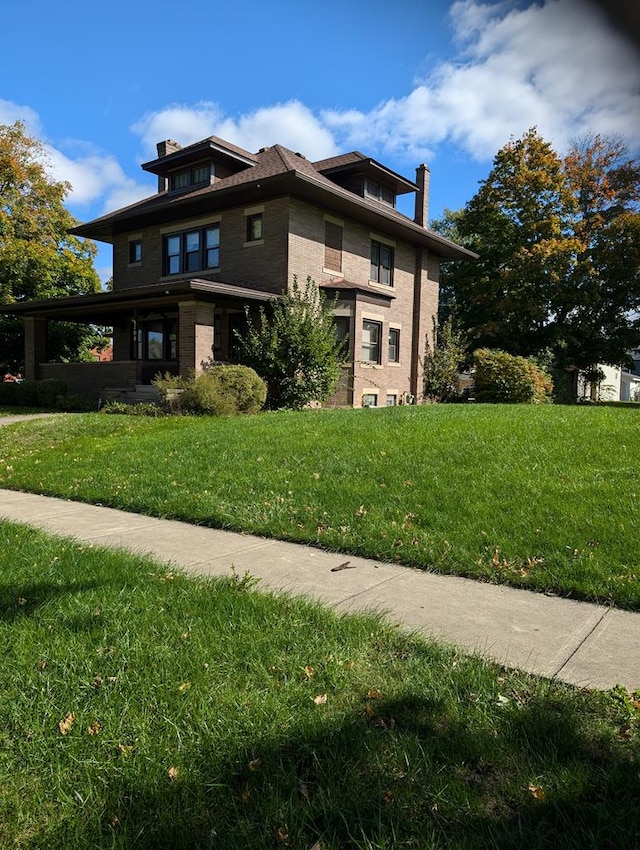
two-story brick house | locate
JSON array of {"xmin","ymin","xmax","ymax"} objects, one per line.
[{"xmin": 5, "ymin": 135, "xmax": 475, "ymax": 407}]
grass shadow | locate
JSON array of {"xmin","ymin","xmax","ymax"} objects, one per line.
[{"xmin": 28, "ymin": 690, "xmax": 640, "ymax": 849}]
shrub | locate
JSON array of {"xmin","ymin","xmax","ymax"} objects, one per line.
[
  {"xmin": 473, "ymin": 349, "xmax": 553, "ymax": 404},
  {"xmin": 234, "ymin": 275, "xmax": 346, "ymax": 409},
  {"xmin": 55, "ymin": 393, "xmax": 96, "ymax": 412},
  {"xmin": 101, "ymin": 401, "xmax": 165, "ymax": 416},
  {"xmin": 422, "ymin": 317, "xmax": 468, "ymax": 402},
  {"xmin": 37, "ymin": 379, "xmax": 67, "ymax": 408},
  {"xmin": 15, "ymin": 380, "xmax": 39, "ymax": 406},
  {"xmin": 178, "ymin": 365, "xmax": 266, "ymax": 416},
  {"xmin": 0, "ymin": 382, "xmax": 18, "ymax": 405},
  {"xmin": 152, "ymin": 372, "xmax": 188, "ymax": 414}
]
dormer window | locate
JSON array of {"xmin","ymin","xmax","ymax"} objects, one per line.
[
  {"xmin": 169, "ymin": 163, "xmax": 212, "ymax": 192},
  {"xmin": 364, "ymin": 179, "xmax": 395, "ymax": 207}
]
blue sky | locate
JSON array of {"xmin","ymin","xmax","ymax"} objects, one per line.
[{"xmin": 2, "ymin": 0, "xmax": 639, "ymax": 281}]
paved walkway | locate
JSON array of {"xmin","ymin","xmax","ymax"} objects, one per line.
[{"xmin": 1, "ymin": 486, "xmax": 638, "ymax": 691}]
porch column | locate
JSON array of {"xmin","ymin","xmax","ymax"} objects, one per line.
[
  {"xmin": 178, "ymin": 300, "xmax": 215, "ymax": 376},
  {"xmin": 23, "ymin": 317, "xmax": 47, "ymax": 380}
]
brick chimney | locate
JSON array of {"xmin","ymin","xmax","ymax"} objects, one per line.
[
  {"xmin": 414, "ymin": 164, "xmax": 430, "ymax": 227},
  {"xmin": 155, "ymin": 140, "xmax": 182, "ymax": 192}
]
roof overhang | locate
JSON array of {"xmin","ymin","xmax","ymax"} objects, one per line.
[
  {"xmin": 70, "ymin": 170, "xmax": 477, "ymax": 261},
  {"xmin": 0, "ymin": 280, "xmax": 277, "ymax": 324}
]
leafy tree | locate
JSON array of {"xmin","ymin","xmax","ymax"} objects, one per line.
[
  {"xmin": 434, "ymin": 129, "xmax": 640, "ymax": 400},
  {"xmin": 234, "ymin": 275, "xmax": 346, "ymax": 409},
  {"xmin": 422, "ymin": 317, "xmax": 468, "ymax": 402},
  {"xmin": 0, "ymin": 121, "xmax": 101, "ymax": 369}
]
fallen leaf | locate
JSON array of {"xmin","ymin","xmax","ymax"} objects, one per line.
[
  {"xmin": 58, "ymin": 712, "xmax": 75, "ymax": 735},
  {"xmin": 118, "ymin": 743, "xmax": 134, "ymax": 756},
  {"xmin": 248, "ymin": 758, "xmax": 261, "ymax": 771},
  {"xmin": 303, "ymin": 666, "xmax": 314, "ymax": 679},
  {"xmin": 277, "ymin": 825, "xmax": 290, "ymax": 844},
  {"xmin": 528, "ymin": 783, "xmax": 545, "ymax": 800},
  {"xmin": 17, "ymin": 597, "xmax": 27, "ymax": 606},
  {"xmin": 178, "ymin": 681, "xmax": 192, "ymax": 692},
  {"xmin": 367, "ymin": 689, "xmax": 382, "ymax": 699},
  {"xmin": 38, "ymin": 659, "xmax": 47, "ymax": 670},
  {"xmin": 92, "ymin": 675, "xmax": 103, "ymax": 689},
  {"xmin": 87, "ymin": 720, "xmax": 102, "ymax": 736},
  {"xmin": 313, "ymin": 694, "xmax": 328, "ymax": 705},
  {"xmin": 168, "ymin": 766, "xmax": 179, "ymax": 780}
]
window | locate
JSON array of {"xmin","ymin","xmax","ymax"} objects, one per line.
[
  {"xmin": 365, "ymin": 179, "xmax": 395, "ymax": 207},
  {"xmin": 164, "ymin": 224, "xmax": 220, "ymax": 275},
  {"xmin": 136, "ymin": 319, "xmax": 177, "ymax": 361},
  {"xmin": 386, "ymin": 394, "xmax": 397, "ymax": 406},
  {"xmin": 324, "ymin": 221, "xmax": 343, "ymax": 272},
  {"xmin": 246, "ymin": 213, "xmax": 263, "ymax": 242},
  {"xmin": 388, "ymin": 328, "xmax": 400, "ymax": 362},
  {"xmin": 361, "ymin": 319, "xmax": 382, "ymax": 364},
  {"xmin": 129, "ymin": 240, "xmax": 142, "ymax": 264},
  {"xmin": 169, "ymin": 163, "xmax": 211, "ymax": 192},
  {"xmin": 370, "ymin": 240, "xmax": 394, "ymax": 286},
  {"xmin": 362, "ymin": 393, "xmax": 378, "ymax": 407},
  {"xmin": 334, "ymin": 316, "xmax": 350, "ymax": 355}
]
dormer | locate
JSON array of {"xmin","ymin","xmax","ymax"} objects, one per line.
[
  {"xmin": 314, "ymin": 152, "xmax": 417, "ymax": 211},
  {"xmin": 142, "ymin": 136, "xmax": 258, "ymax": 194}
]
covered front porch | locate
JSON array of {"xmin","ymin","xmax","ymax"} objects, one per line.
[{"xmin": 5, "ymin": 279, "xmax": 276, "ymax": 404}]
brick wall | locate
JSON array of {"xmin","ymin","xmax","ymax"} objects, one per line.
[
  {"xmin": 113, "ymin": 198, "xmax": 290, "ymax": 293},
  {"xmin": 38, "ymin": 361, "xmax": 141, "ymax": 402}
]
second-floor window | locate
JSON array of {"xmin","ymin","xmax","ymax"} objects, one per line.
[
  {"xmin": 129, "ymin": 240, "xmax": 142, "ymax": 264},
  {"xmin": 370, "ymin": 240, "xmax": 394, "ymax": 286},
  {"xmin": 324, "ymin": 221, "xmax": 343, "ymax": 272},
  {"xmin": 246, "ymin": 213, "xmax": 263, "ymax": 242},
  {"xmin": 164, "ymin": 224, "xmax": 220, "ymax": 275}
]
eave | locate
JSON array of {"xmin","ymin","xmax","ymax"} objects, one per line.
[
  {"xmin": 70, "ymin": 170, "xmax": 477, "ymax": 262},
  {"xmin": 0, "ymin": 280, "xmax": 277, "ymax": 324}
]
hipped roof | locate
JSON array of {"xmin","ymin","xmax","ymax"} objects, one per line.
[{"xmin": 70, "ymin": 140, "xmax": 476, "ymax": 262}]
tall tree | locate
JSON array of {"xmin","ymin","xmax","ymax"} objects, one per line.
[
  {"xmin": 0, "ymin": 121, "xmax": 101, "ymax": 369},
  {"xmin": 560, "ymin": 134, "xmax": 640, "ymax": 376},
  {"xmin": 434, "ymin": 129, "xmax": 640, "ymax": 398}
]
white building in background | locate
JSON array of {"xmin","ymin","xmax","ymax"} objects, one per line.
[{"xmin": 578, "ymin": 351, "xmax": 640, "ymax": 401}]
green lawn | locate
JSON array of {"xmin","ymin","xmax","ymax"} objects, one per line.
[
  {"xmin": 1, "ymin": 521, "xmax": 638, "ymax": 849},
  {"xmin": 0, "ymin": 404, "xmax": 638, "ymax": 607}
]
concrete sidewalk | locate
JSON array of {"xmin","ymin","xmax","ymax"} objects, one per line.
[{"xmin": 1, "ymin": 487, "xmax": 638, "ymax": 692}]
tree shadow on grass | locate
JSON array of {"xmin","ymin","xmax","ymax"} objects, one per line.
[
  {"xmin": 0, "ymin": 579, "xmax": 107, "ymax": 623},
  {"xmin": 29, "ymin": 688, "xmax": 640, "ymax": 850}
]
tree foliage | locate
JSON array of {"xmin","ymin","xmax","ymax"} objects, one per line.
[
  {"xmin": 473, "ymin": 348, "xmax": 553, "ymax": 404},
  {"xmin": 0, "ymin": 121, "xmax": 101, "ymax": 368},
  {"xmin": 422, "ymin": 317, "xmax": 468, "ymax": 402},
  {"xmin": 434, "ymin": 129, "xmax": 640, "ymax": 398},
  {"xmin": 234, "ymin": 276, "xmax": 346, "ymax": 409}
]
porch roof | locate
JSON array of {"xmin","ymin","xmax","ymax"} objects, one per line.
[{"xmin": 0, "ymin": 280, "xmax": 278, "ymax": 324}]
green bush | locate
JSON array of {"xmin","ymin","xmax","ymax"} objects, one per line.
[
  {"xmin": 37, "ymin": 379, "xmax": 67, "ymax": 408},
  {"xmin": 15, "ymin": 380, "xmax": 39, "ymax": 406},
  {"xmin": 0, "ymin": 382, "xmax": 18, "ymax": 405},
  {"xmin": 177, "ymin": 365, "xmax": 266, "ymax": 416},
  {"xmin": 101, "ymin": 401, "xmax": 165, "ymax": 416},
  {"xmin": 473, "ymin": 349, "xmax": 553, "ymax": 404},
  {"xmin": 54, "ymin": 393, "xmax": 96, "ymax": 412}
]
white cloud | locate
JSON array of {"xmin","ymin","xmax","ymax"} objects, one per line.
[
  {"xmin": 131, "ymin": 100, "xmax": 339, "ymax": 161},
  {"xmin": 323, "ymin": 0, "xmax": 640, "ymax": 162},
  {"xmin": 0, "ymin": 99, "xmax": 42, "ymax": 134}
]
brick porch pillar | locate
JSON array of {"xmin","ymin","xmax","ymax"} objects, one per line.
[
  {"xmin": 23, "ymin": 317, "xmax": 47, "ymax": 380},
  {"xmin": 178, "ymin": 300, "xmax": 215, "ymax": 377}
]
